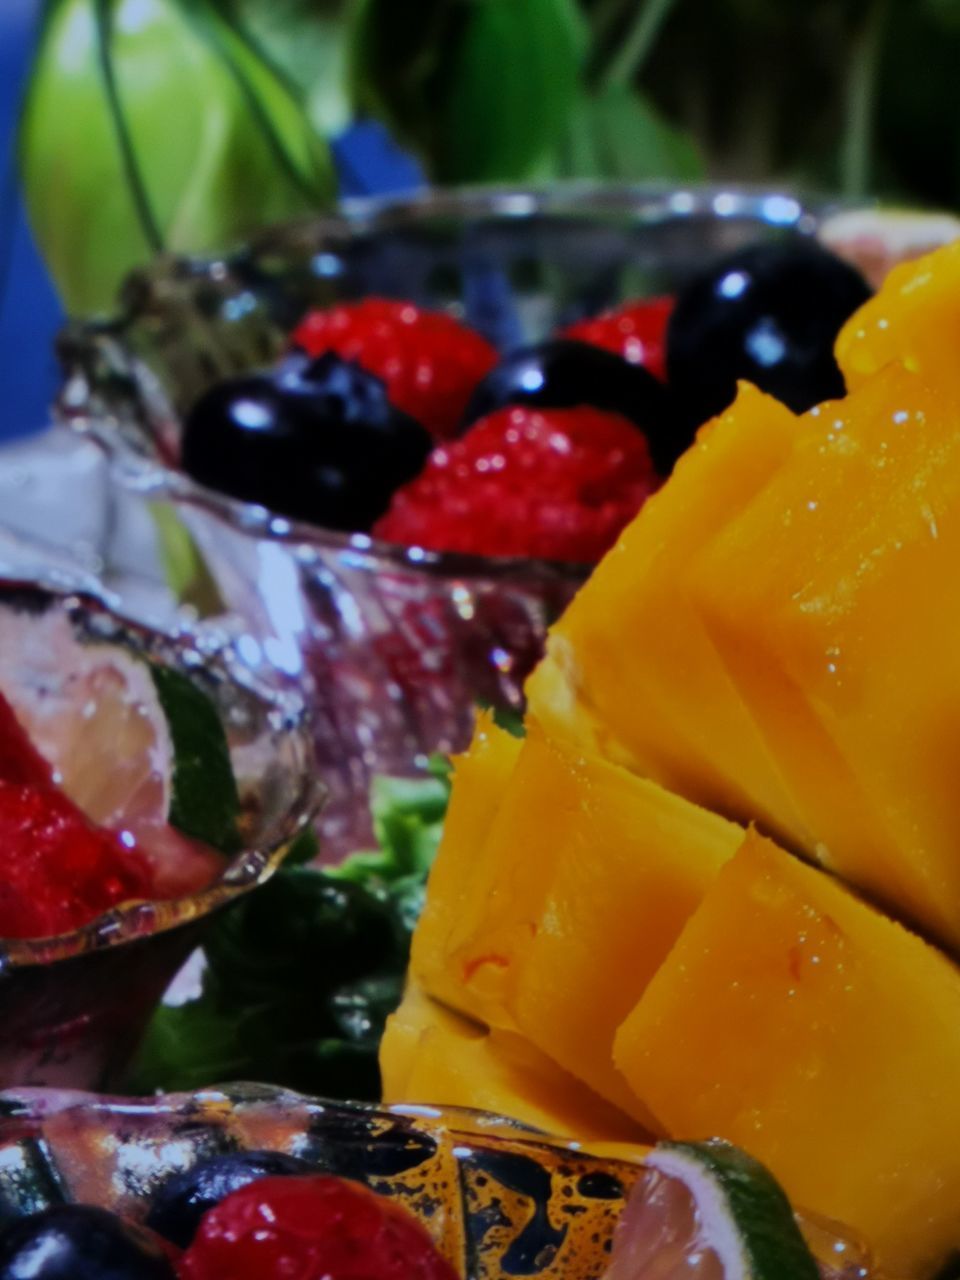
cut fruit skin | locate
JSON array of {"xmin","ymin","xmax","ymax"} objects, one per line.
[
  {"xmin": 604, "ymin": 1141, "xmax": 820, "ymax": 1280},
  {"xmin": 614, "ymin": 830, "xmax": 960, "ymax": 1280}
]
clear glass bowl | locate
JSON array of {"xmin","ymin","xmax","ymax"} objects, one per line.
[
  {"xmin": 0, "ymin": 1085, "xmax": 878, "ymax": 1279},
  {"xmin": 56, "ymin": 183, "xmax": 852, "ymax": 857},
  {"xmin": 0, "ymin": 578, "xmax": 323, "ymax": 1091}
]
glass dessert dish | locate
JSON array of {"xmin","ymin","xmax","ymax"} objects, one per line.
[
  {"xmin": 0, "ymin": 577, "xmax": 322, "ymax": 1092},
  {"xmin": 56, "ymin": 183, "xmax": 852, "ymax": 856},
  {"xmin": 0, "ymin": 1085, "xmax": 877, "ymax": 1280}
]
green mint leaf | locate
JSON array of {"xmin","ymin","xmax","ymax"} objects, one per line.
[{"xmin": 149, "ymin": 664, "xmax": 241, "ymax": 853}]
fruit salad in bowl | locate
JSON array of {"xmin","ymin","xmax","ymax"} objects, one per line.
[
  {"xmin": 0, "ymin": 578, "xmax": 321, "ymax": 1091},
  {"xmin": 0, "ymin": 1084, "xmax": 877, "ymax": 1280},
  {"xmin": 57, "ymin": 184, "xmax": 882, "ymax": 857}
]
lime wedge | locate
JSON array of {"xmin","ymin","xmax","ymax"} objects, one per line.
[{"xmin": 604, "ymin": 1140, "xmax": 819, "ymax": 1280}]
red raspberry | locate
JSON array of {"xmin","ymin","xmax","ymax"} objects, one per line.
[
  {"xmin": 0, "ymin": 781, "xmax": 155, "ymax": 939},
  {"xmin": 178, "ymin": 1174, "xmax": 459, "ymax": 1280},
  {"xmin": 374, "ymin": 406, "xmax": 659, "ymax": 564},
  {"xmin": 291, "ymin": 299, "xmax": 497, "ymax": 439},
  {"xmin": 563, "ymin": 296, "xmax": 674, "ymax": 381}
]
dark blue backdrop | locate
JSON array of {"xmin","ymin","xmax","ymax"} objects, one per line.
[{"xmin": 0, "ymin": 0, "xmax": 62, "ymax": 443}]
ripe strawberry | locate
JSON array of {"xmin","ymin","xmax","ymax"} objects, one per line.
[
  {"xmin": 178, "ymin": 1174, "xmax": 458, "ymax": 1280},
  {"xmin": 0, "ymin": 780, "xmax": 154, "ymax": 939},
  {"xmin": 291, "ymin": 299, "xmax": 497, "ymax": 439},
  {"xmin": 374, "ymin": 406, "xmax": 659, "ymax": 564},
  {"xmin": 563, "ymin": 296, "xmax": 674, "ymax": 381}
]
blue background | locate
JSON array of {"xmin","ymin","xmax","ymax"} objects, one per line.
[{"xmin": 1, "ymin": 0, "xmax": 62, "ymax": 443}]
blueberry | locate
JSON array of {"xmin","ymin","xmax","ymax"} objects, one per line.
[
  {"xmin": 180, "ymin": 352, "xmax": 432, "ymax": 531},
  {"xmin": 461, "ymin": 339, "xmax": 681, "ymax": 472},
  {"xmin": 146, "ymin": 1149, "xmax": 313, "ymax": 1248},
  {"xmin": 666, "ymin": 241, "xmax": 872, "ymax": 432},
  {"xmin": 0, "ymin": 1205, "xmax": 174, "ymax": 1279}
]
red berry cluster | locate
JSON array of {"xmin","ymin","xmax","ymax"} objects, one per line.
[
  {"xmin": 374, "ymin": 405, "xmax": 659, "ymax": 564},
  {"xmin": 292, "ymin": 296, "xmax": 671, "ymax": 564},
  {"xmin": 0, "ymin": 1169, "xmax": 460, "ymax": 1280},
  {"xmin": 293, "ymin": 299, "xmax": 498, "ymax": 440}
]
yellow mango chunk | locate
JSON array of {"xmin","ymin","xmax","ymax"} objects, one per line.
[
  {"xmin": 527, "ymin": 383, "xmax": 810, "ymax": 849},
  {"xmin": 381, "ymin": 983, "xmax": 647, "ymax": 1144},
  {"xmin": 411, "ymin": 711, "xmax": 522, "ymax": 1013},
  {"xmin": 615, "ymin": 832, "xmax": 960, "ymax": 1280},
  {"xmin": 693, "ymin": 364, "xmax": 960, "ymax": 945},
  {"xmin": 413, "ymin": 723, "xmax": 571, "ymax": 1030},
  {"xmin": 504, "ymin": 738, "xmax": 743, "ymax": 1124},
  {"xmin": 413, "ymin": 724, "xmax": 742, "ymax": 1123},
  {"xmin": 836, "ymin": 238, "xmax": 960, "ymax": 398}
]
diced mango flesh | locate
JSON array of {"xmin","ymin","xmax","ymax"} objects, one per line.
[
  {"xmin": 414, "ymin": 723, "xmax": 743, "ymax": 1123},
  {"xmin": 381, "ymin": 982, "xmax": 648, "ymax": 1144},
  {"xmin": 411, "ymin": 711, "xmax": 523, "ymax": 1015},
  {"xmin": 615, "ymin": 832, "xmax": 960, "ymax": 1280},
  {"xmin": 836, "ymin": 238, "xmax": 960, "ymax": 398},
  {"xmin": 528, "ymin": 384, "xmax": 811, "ymax": 849},
  {"xmin": 504, "ymin": 739, "xmax": 742, "ymax": 1123},
  {"xmin": 693, "ymin": 364, "xmax": 960, "ymax": 945},
  {"xmin": 405, "ymin": 243, "xmax": 960, "ymax": 1280}
]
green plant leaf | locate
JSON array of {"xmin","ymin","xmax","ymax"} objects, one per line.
[
  {"xmin": 548, "ymin": 83, "xmax": 703, "ymax": 181},
  {"xmin": 224, "ymin": 0, "xmax": 352, "ymax": 135},
  {"xmin": 150, "ymin": 664, "xmax": 241, "ymax": 853},
  {"xmin": 19, "ymin": 0, "xmax": 335, "ymax": 314},
  {"xmin": 348, "ymin": 0, "xmax": 583, "ymax": 182},
  {"xmin": 332, "ymin": 772, "xmax": 449, "ymax": 884}
]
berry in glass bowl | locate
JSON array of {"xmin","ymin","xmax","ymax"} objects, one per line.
[
  {"xmin": 0, "ymin": 578, "xmax": 321, "ymax": 1091},
  {"xmin": 0, "ymin": 1085, "xmax": 878, "ymax": 1280},
  {"xmin": 57, "ymin": 184, "xmax": 870, "ymax": 857}
]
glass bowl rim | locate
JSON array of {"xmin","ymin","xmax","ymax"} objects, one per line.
[
  {"xmin": 0, "ymin": 574, "xmax": 325, "ymax": 971},
  {"xmin": 58, "ymin": 180, "xmax": 864, "ymax": 580}
]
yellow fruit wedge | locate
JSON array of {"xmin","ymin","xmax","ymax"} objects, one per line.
[
  {"xmin": 381, "ymin": 982, "xmax": 648, "ymax": 1144},
  {"xmin": 835, "ymin": 237, "xmax": 960, "ymax": 400},
  {"xmin": 614, "ymin": 831, "xmax": 960, "ymax": 1280},
  {"xmin": 413, "ymin": 721, "xmax": 743, "ymax": 1123},
  {"xmin": 527, "ymin": 383, "xmax": 811, "ymax": 849},
  {"xmin": 692, "ymin": 363, "xmax": 960, "ymax": 947},
  {"xmin": 502, "ymin": 735, "xmax": 743, "ymax": 1126},
  {"xmin": 410, "ymin": 710, "xmax": 523, "ymax": 1014}
]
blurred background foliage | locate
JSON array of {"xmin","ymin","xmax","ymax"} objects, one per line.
[
  {"xmin": 228, "ymin": 0, "xmax": 960, "ymax": 200},
  {"xmin": 17, "ymin": 0, "xmax": 960, "ymax": 314}
]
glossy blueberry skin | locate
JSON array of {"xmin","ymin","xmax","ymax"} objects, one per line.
[
  {"xmin": 146, "ymin": 1149, "xmax": 314, "ymax": 1248},
  {"xmin": 180, "ymin": 352, "xmax": 433, "ymax": 531},
  {"xmin": 461, "ymin": 339, "xmax": 682, "ymax": 473},
  {"xmin": 0, "ymin": 1205, "xmax": 174, "ymax": 1279},
  {"xmin": 666, "ymin": 241, "xmax": 872, "ymax": 432}
]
